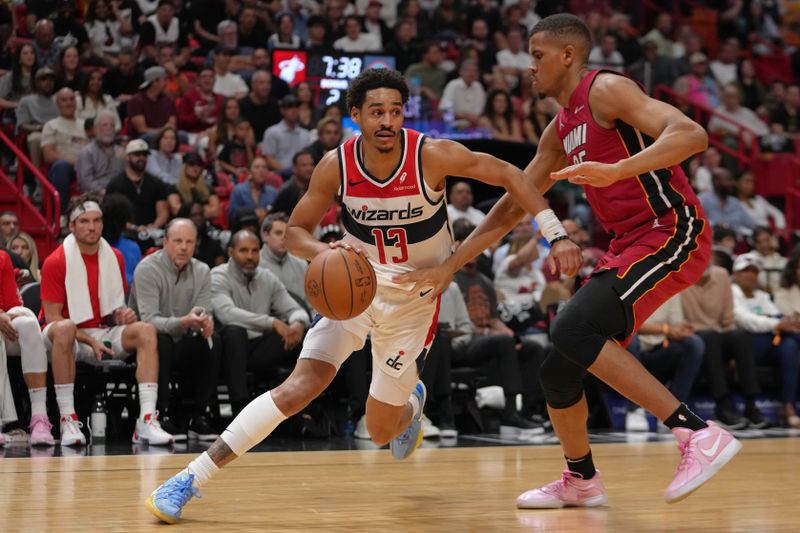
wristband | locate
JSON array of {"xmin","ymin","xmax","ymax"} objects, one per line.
[{"xmin": 535, "ymin": 209, "xmax": 568, "ymax": 245}]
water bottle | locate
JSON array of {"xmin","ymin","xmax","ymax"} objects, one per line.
[
  {"xmin": 102, "ymin": 339, "xmax": 113, "ymax": 361},
  {"xmin": 91, "ymin": 393, "xmax": 107, "ymax": 442}
]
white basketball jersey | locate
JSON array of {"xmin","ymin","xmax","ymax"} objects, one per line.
[{"xmin": 338, "ymin": 128, "xmax": 453, "ymax": 287}]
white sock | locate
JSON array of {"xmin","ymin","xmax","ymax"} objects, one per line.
[
  {"xmin": 184, "ymin": 451, "xmax": 219, "ymax": 487},
  {"xmin": 220, "ymin": 390, "xmax": 287, "ymax": 456},
  {"xmin": 138, "ymin": 383, "xmax": 158, "ymax": 420},
  {"xmin": 55, "ymin": 384, "xmax": 75, "ymax": 418},
  {"xmin": 28, "ymin": 387, "xmax": 47, "ymax": 416},
  {"xmin": 409, "ymin": 394, "xmax": 421, "ymax": 418}
]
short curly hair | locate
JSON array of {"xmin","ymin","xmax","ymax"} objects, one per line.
[
  {"xmin": 346, "ymin": 68, "xmax": 409, "ymax": 110},
  {"xmin": 530, "ymin": 14, "xmax": 592, "ymax": 63}
]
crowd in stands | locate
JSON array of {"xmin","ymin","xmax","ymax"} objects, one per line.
[{"xmin": 0, "ymin": 0, "xmax": 800, "ymax": 448}]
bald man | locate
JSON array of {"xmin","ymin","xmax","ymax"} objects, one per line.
[
  {"xmin": 212, "ymin": 230, "xmax": 309, "ymax": 416},
  {"xmin": 42, "ymin": 87, "xmax": 88, "ymax": 213},
  {"xmin": 130, "ymin": 218, "xmax": 222, "ymax": 442}
]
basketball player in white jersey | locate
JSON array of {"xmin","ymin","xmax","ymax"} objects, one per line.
[{"xmin": 146, "ymin": 68, "xmax": 582, "ymax": 524}]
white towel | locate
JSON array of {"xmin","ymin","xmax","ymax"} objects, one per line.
[{"xmin": 63, "ymin": 234, "xmax": 125, "ymax": 325}]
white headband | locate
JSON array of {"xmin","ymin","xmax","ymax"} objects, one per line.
[{"xmin": 69, "ymin": 201, "xmax": 103, "ymax": 223}]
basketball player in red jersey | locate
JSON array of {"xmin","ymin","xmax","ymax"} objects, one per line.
[
  {"xmin": 145, "ymin": 68, "xmax": 582, "ymax": 523},
  {"xmin": 397, "ymin": 14, "xmax": 742, "ymax": 507}
]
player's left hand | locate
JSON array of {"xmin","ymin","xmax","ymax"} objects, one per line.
[
  {"xmin": 550, "ymin": 161, "xmax": 623, "ymax": 188},
  {"xmin": 113, "ymin": 307, "xmax": 137, "ymax": 325},
  {"xmin": 547, "ymin": 239, "xmax": 583, "ymax": 277},
  {"xmin": 284, "ymin": 322, "xmax": 305, "ymax": 350},
  {"xmin": 393, "ymin": 263, "xmax": 453, "ymax": 303}
]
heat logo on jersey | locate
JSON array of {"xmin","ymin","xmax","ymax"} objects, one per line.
[
  {"xmin": 346, "ymin": 202, "xmax": 425, "ymax": 222},
  {"xmin": 562, "ymin": 122, "xmax": 587, "ymax": 165}
]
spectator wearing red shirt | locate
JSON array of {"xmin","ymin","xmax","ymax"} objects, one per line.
[
  {"xmin": 40, "ymin": 194, "xmax": 173, "ymax": 447},
  {"xmin": 0, "ymin": 249, "xmax": 53, "ymax": 446},
  {"xmin": 177, "ymin": 67, "xmax": 223, "ymax": 134}
]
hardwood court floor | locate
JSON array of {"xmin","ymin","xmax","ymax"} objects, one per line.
[{"xmin": 0, "ymin": 439, "xmax": 797, "ymax": 533}]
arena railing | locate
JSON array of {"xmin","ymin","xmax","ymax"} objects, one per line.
[
  {"xmin": 0, "ymin": 128, "xmax": 60, "ymax": 255},
  {"xmin": 655, "ymin": 83, "xmax": 800, "ymax": 236}
]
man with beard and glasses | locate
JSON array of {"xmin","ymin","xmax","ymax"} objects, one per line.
[
  {"xmin": 39, "ymin": 194, "xmax": 172, "ymax": 447},
  {"xmin": 106, "ymin": 139, "xmax": 174, "ymax": 236},
  {"xmin": 697, "ymin": 167, "xmax": 756, "ymax": 238},
  {"xmin": 146, "ymin": 67, "xmax": 580, "ymax": 524},
  {"xmin": 76, "ymin": 110, "xmax": 126, "ymax": 195},
  {"xmin": 212, "ymin": 230, "xmax": 309, "ymax": 417}
]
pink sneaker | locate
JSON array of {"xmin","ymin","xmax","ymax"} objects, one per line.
[
  {"xmin": 517, "ymin": 470, "xmax": 608, "ymax": 509},
  {"xmin": 29, "ymin": 414, "xmax": 55, "ymax": 446},
  {"xmin": 664, "ymin": 421, "xmax": 742, "ymax": 504}
]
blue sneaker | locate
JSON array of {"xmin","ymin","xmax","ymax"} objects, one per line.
[
  {"xmin": 390, "ymin": 381, "xmax": 427, "ymax": 460},
  {"xmin": 145, "ymin": 471, "xmax": 201, "ymax": 524}
]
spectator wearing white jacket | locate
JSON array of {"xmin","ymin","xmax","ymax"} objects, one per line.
[{"xmin": 731, "ymin": 253, "xmax": 800, "ymax": 428}]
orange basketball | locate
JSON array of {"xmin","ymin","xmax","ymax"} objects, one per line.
[{"xmin": 305, "ymin": 248, "xmax": 377, "ymax": 320}]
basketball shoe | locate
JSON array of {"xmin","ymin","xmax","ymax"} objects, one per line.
[
  {"xmin": 390, "ymin": 381, "xmax": 426, "ymax": 460},
  {"xmin": 60, "ymin": 414, "xmax": 86, "ymax": 446},
  {"xmin": 29, "ymin": 414, "xmax": 55, "ymax": 446},
  {"xmin": 664, "ymin": 421, "xmax": 742, "ymax": 503},
  {"xmin": 516, "ymin": 470, "xmax": 608, "ymax": 509},
  {"xmin": 133, "ymin": 412, "xmax": 174, "ymax": 446},
  {"xmin": 146, "ymin": 471, "xmax": 201, "ymax": 524}
]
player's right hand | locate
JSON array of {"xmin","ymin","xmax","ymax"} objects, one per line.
[
  {"xmin": 91, "ymin": 338, "xmax": 114, "ymax": 361},
  {"xmin": 393, "ymin": 264, "xmax": 453, "ymax": 303},
  {"xmin": 547, "ymin": 239, "xmax": 583, "ymax": 277},
  {"xmin": 0, "ymin": 312, "xmax": 18, "ymax": 342},
  {"xmin": 327, "ymin": 239, "xmax": 368, "ymax": 258}
]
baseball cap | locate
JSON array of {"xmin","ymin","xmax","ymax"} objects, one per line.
[
  {"xmin": 279, "ymin": 94, "xmax": 300, "ymax": 107},
  {"xmin": 126, "ymin": 139, "xmax": 150, "ymax": 155},
  {"xmin": 732, "ymin": 253, "xmax": 762, "ymax": 272},
  {"xmin": 35, "ymin": 67, "xmax": 55, "ymax": 80},
  {"xmin": 139, "ymin": 66, "xmax": 166, "ymax": 89},
  {"xmin": 214, "ymin": 44, "xmax": 236, "ymax": 56},
  {"xmin": 307, "ymin": 15, "xmax": 326, "ymax": 28},
  {"xmin": 689, "ymin": 52, "xmax": 708, "ymax": 65},
  {"xmin": 183, "ymin": 152, "xmax": 203, "ymax": 166}
]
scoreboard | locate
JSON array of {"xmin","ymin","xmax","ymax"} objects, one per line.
[{"xmin": 272, "ymin": 50, "xmax": 396, "ymax": 108}]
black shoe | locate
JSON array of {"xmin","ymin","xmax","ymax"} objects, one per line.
[
  {"xmin": 438, "ymin": 399, "xmax": 458, "ymax": 438},
  {"xmin": 529, "ymin": 414, "xmax": 553, "ymax": 432},
  {"xmin": 714, "ymin": 407, "xmax": 749, "ymax": 430},
  {"xmin": 744, "ymin": 407, "xmax": 771, "ymax": 429},
  {"xmin": 188, "ymin": 415, "xmax": 219, "ymax": 441},
  {"xmin": 438, "ymin": 417, "xmax": 458, "ymax": 438},
  {"xmin": 160, "ymin": 414, "xmax": 187, "ymax": 442},
  {"xmin": 500, "ymin": 412, "xmax": 545, "ymax": 437}
]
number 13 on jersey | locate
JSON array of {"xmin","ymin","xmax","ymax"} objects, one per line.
[{"xmin": 372, "ymin": 228, "xmax": 408, "ymax": 264}]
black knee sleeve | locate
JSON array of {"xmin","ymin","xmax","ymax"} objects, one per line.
[
  {"xmin": 539, "ymin": 348, "xmax": 586, "ymax": 409},
  {"xmin": 548, "ymin": 271, "xmax": 628, "ymax": 368}
]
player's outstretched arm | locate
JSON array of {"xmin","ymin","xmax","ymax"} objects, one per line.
[
  {"xmin": 286, "ymin": 150, "xmax": 343, "ymax": 261},
  {"xmin": 551, "ymin": 74, "xmax": 708, "ymax": 187},
  {"xmin": 395, "ymin": 127, "xmax": 580, "ymax": 299},
  {"xmin": 426, "ymin": 138, "xmax": 553, "ymax": 220}
]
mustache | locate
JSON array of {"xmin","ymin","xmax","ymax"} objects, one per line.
[{"xmin": 376, "ymin": 128, "xmax": 395, "ymax": 135}]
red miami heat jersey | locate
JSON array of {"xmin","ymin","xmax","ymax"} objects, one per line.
[
  {"xmin": 338, "ymin": 128, "xmax": 453, "ymax": 286},
  {"xmin": 555, "ymin": 69, "xmax": 702, "ymax": 237}
]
